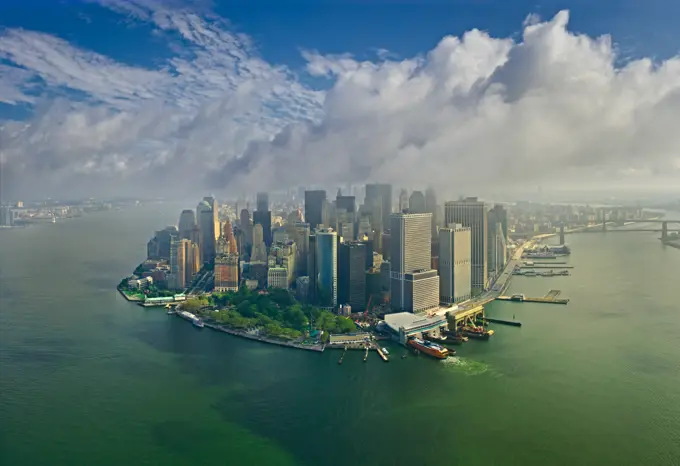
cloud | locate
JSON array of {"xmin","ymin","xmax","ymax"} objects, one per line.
[
  {"xmin": 213, "ymin": 10, "xmax": 680, "ymax": 195},
  {"xmin": 1, "ymin": 6, "xmax": 679, "ymax": 199}
]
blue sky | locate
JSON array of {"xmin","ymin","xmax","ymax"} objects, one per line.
[{"xmin": 1, "ymin": 0, "xmax": 679, "ymax": 198}]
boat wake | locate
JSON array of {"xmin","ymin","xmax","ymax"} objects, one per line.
[{"xmin": 440, "ymin": 356, "xmax": 491, "ymax": 376}]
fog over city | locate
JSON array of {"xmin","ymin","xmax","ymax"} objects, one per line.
[{"xmin": 1, "ymin": 1, "xmax": 679, "ymax": 200}]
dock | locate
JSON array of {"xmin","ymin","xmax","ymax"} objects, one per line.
[
  {"xmin": 363, "ymin": 346, "xmax": 369, "ymax": 362},
  {"xmin": 496, "ymin": 289, "xmax": 569, "ymax": 305},
  {"xmin": 479, "ymin": 317, "xmax": 522, "ymax": 327},
  {"xmin": 520, "ymin": 265, "xmax": 574, "ymax": 269}
]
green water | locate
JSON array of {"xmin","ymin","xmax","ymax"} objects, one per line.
[{"xmin": 1, "ymin": 205, "xmax": 679, "ymax": 466}]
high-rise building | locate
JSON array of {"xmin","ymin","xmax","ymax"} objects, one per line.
[
  {"xmin": 365, "ymin": 184, "xmax": 392, "ymax": 232},
  {"xmin": 425, "ymin": 187, "xmax": 438, "ymax": 239},
  {"xmin": 186, "ymin": 241, "xmax": 200, "ymax": 285},
  {"xmin": 294, "ymin": 222, "xmax": 310, "ymax": 276},
  {"xmin": 251, "ymin": 223, "xmax": 268, "ymax": 262},
  {"xmin": 214, "ymin": 254, "xmax": 239, "ymax": 292},
  {"xmin": 253, "ymin": 209, "xmax": 272, "ymax": 248},
  {"xmin": 197, "ymin": 200, "xmax": 216, "ymax": 264},
  {"xmin": 408, "ymin": 191, "xmax": 426, "ymax": 213},
  {"xmin": 487, "ymin": 207, "xmax": 507, "ymax": 280},
  {"xmin": 267, "ymin": 267, "xmax": 288, "ymax": 289},
  {"xmin": 338, "ymin": 242, "xmax": 367, "ymax": 312},
  {"xmin": 439, "ymin": 225, "xmax": 472, "ymax": 304},
  {"xmin": 178, "ymin": 210, "xmax": 196, "ymax": 240},
  {"xmin": 398, "ymin": 189, "xmax": 409, "ymax": 213},
  {"xmin": 268, "ymin": 240, "xmax": 297, "ymax": 287},
  {"xmin": 315, "ymin": 228, "xmax": 337, "ymax": 308},
  {"xmin": 305, "ymin": 190, "xmax": 326, "ymax": 229},
  {"xmin": 445, "ymin": 197, "xmax": 488, "ymax": 291},
  {"xmin": 239, "ymin": 208, "xmax": 253, "ymax": 247},
  {"xmin": 335, "ymin": 194, "xmax": 356, "ymax": 219},
  {"xmin": 0, "ymin": 206, "xmax": 15, "ymax": 226},
  {"xmin": 203, "ymin": 196, "xmax": 219, "ymax": 241},
  {"xmin": 147, "ymin": 226, "xmax": 179, "ymax": 261},
  {"xmin": 308, "ymin": 234, "xmax": 317, "ymax": 303},
  {"xmin": 389, "ymin": 212, "xmax": 440, "ymax": 313},
  {"xmin": 256, "ymin": 192, "xmax": 269, "ymax": 213}
]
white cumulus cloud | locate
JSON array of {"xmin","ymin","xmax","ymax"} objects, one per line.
[{"xmin": 1, "ymin": 6, "xmax": 679, "ymax": 199}]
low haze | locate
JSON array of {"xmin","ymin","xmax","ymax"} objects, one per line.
[{"xmin": 1, "ymin": 0, "xmax": 680, "ymax": 199}]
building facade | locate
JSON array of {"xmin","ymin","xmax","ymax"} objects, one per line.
[
  {"xmin": 438, "ymin": 225, "xmax": 472, "ymax": 304},
  {"xmin": 338, "ymin": 242, "xmax": 367, "ymax": 312},
  {"xmin": 214, "ymin": 253, "xmax": 239, "ymax": 292},
  {"xmin": 444, "ymin": 198, "xmax": 489, "ymax": 291},
  {"xmin": 305, "ymin": 190, "xmax": 326, "ymax": 230},
  {"xmin": 315, "ymin": 228, "xmax": 337, "ymax": 308},
  {"xmin": 389, "ymin": 212, "xmax": 439, "ymax": 313}
]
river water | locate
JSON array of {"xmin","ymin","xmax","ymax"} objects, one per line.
[{"xmin": 1, "ymin": 204, "xmax": 679, "ymax": 466}]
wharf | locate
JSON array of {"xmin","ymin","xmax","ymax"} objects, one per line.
[
  {"xmin": 479, "ymin": 317, "xmax": 522, "ymax": 327},
  {"xmin": 520, "ymin": 265, "xmax": 574, "ymax": 269},
  {"xmin": 496, "ymin": 289, "xmax": 569, "ymax": 305}
]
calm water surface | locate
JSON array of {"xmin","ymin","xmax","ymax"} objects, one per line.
[{"xmin": 1, "ymin": 205, "xmax": 679, "ymax": 466}]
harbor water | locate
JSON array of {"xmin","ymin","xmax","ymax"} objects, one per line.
[{"xmin": 1, "ymin": 204, "xmax": 679, "ymax": 466}]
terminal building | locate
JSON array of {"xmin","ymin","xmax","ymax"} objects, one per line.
[{"xmin": 382, "ymin": 312, "xmax": 449, "ymax": 345}]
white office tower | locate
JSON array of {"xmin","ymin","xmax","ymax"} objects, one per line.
[
  {"xmin": 439, "ymin": 225, "xmax": 472, "ymax": 304},
  {"xmin": 389, "ymin": 213, "xmax": 439, "ymax": 313},
  {"xmin": 444, "ymin": 198, "xmax": 489, "ymax": 291}
]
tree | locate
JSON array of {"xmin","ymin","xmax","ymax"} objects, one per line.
[
  {"xmin": 181, "ymin": 298, "xmax": 204, "ymax": 313},
  {"xmin": 283, "ymin": 304, "xmax": 308, "ymax": 331}
]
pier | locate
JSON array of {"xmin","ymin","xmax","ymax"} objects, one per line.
[
  {"xmin": 496, "ymin": 290, "xmax": 569, "ymax": 305},
  {"xmin": 479, "ymin": 317, "xmax": 522, "ymax": 327},
  {"xmin": 520, "ymin": 265, "xmax": 573, "ymax": 269}
]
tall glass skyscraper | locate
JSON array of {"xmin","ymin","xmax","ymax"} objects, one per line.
[
  {"xmin": 305, "ymin": 190, "xmax": 326, "ymax": 230},
  {"xmin": 315, "ymin": 228, "xmax": 337, "ymax": 308}
]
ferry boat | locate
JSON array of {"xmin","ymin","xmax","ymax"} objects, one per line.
[
  {"xmin": 192, "ymin": 317, "xmax": 204, "ymax": 328},
  {"xmin": 407, "ymin": 338, "xmax": 449, "ymax": 359}
]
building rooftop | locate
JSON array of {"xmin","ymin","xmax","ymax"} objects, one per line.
[{"xmin": 384, "ymin": 312, "xmax": 447, "ymax": 333}]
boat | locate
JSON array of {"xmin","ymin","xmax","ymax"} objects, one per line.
[
  {"xmin": 376, "ymin": 347, "xmax": 389, "ymax": 362},
  {"xmin": 461, "ymin": 326, "xmax": 494, "ymax": 340},
  {"xmin": 442, "ymin": 331, "xmax": 468, "ymax": 343},
  {"xmin": 407, "ymin": 338, "xmax": 449, "ymax": 359},
  {"xmin": 381, "ymin": 348, "xmax": 390, "ymax": 355},
  {"xmin": 510, "ymin": 294, "xmax": 525, "ymax": 302},
  {"xmin": 192, "ymin": 318, "xmax": 204, "ymax": 328}
]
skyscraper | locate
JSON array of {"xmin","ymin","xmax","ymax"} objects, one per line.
[
  {"xmin": 425, "ymin": 187, "xmax": 438, "ymax": 239},
  {"xmin": 305, "ymin": 190, "xmax": 326, "ymax": 230},
  {"xmin": 315, "ymin": 228, "xmax": 337, "ymax": 308},
  {"xmin": 214, "ymin": 254, "xmax": 239, "ymax": 292},
  {"xmin": 398, "ymin": 189, "xmax": 409, "ymax": 213},
  {"xmin": 439, "ymin": 225, "xmax": 472, "ymax": 304},
  {"xmin": 253, "ymin": 210, "xmax": 272, "ymax": 247},
  {"xmin": 408, "ymin": 191, "xmax": 426, "ymax": 213},
  {"xmin": 239, "ymin": 208, "xmax": 252, "ymax": 247},
  {"xmin": 365, "ymin": 184, "xmax": 392, "ymax": 232},
  {"xmin": 256, "ymin": 192, "xmax": 269, "ymax": 213},
  {"xmin": 338, "ymin": 242, "xmax": 367, "ymax": 312},
  {"xmin": 251, "ymin": 223, "xmax": 267, "ymax": 262},
  {"xmin": 178, "ymin": 210, "xmax": 196, "ymax": 240},
  {"xmin": 444, "ymin": 197, "xmax": 488, "ymax": 291},
  {"xmin": 389, "ymin": 212, "xmax": 440, "ymax": 313},
  {"xmin": 202, "ymin": 196, "xmax": 219, "ymax": 241},
  {"xmin": 293, "ymin": 222, "xmax": 310, "ymax": 276},
  {"xmin": 197, "ymin": 200, "xmax": 216, "ymax": 264}
]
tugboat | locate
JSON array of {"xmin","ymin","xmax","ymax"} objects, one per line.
[
  {"xmin": 442, "ymin": 331, "xmax": 468, "ymax": 344},
  {"xmin": 461, "ymin": 325, "xmax": 494, "ymax": 340}
]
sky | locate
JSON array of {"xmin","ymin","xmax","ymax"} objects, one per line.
[{"xmin": 1, "ymin": 0, "xmax": 679, "ymax": 201}]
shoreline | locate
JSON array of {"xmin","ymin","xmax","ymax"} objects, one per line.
[
  {"xmin": 200, "ymin": 320, "xmax": 325, "ymax": 352},
  {"xmin": 116, "ymin": 285, "xmax": 142, "ymax": 302}
]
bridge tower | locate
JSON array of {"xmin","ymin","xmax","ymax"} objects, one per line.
[
  {"xmin": 602, "ymin": 209, "xmax": 607, "ymax": 231},
  {"xmin": 661, "ymin": 221, "xmax": 668, "ymax": 241},
  {"xmin": 559, "ymin": 223, "xmax": 565, "ymax": 245}
]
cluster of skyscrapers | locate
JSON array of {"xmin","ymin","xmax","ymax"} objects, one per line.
[{"xmin": 141, "ymin": 187, "xmax": 508, "ymax": 316}]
